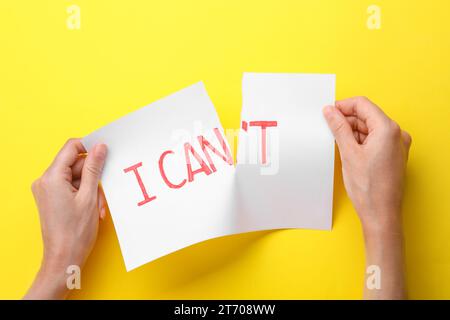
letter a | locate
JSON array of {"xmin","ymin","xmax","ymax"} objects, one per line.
[
  {"xmin": 184, "ymin": 143, "xmax": 212, "ymax": 182},
  {"xmin": 367, "ymin": 5, "xmax": 381, "ymax": 30}
]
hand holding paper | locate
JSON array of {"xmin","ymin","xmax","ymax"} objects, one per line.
[
  {"xmin": 25, "ymin": 139, "xmax": 107, "ymax": 299},
  {"xmin": 26, "ymin": 78, "xmax": 410, "ymax": 301},
  {"xmin": 322, "ymin": 97, "xmax": 411, "ymax": 299}
]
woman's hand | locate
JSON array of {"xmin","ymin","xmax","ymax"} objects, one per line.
[
  {"xmin": 24, "ymin": 139, "xmax": 107, "ymax": 299},
  {"xmin": 323, "ymin": 97, "xmax": 411, "ymax": 299}
]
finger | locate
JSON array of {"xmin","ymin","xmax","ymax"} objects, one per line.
[
  {"xmin": 323, "ymin": 105, "xmax": 358, "ymax": 154},
  {"xmin": 345, "ymin": 115, "xmax": 369, "ymax": 135},
  {"xmin": 359, "ymin": 132, "xmax": 368, "ymax": 144},
  {"xmin": 401, "ymin": 130, "xmax": 412, "ymax": 150},
  {"xmin": 98, "ymin": 185, "xmax": 107, "ymax": 220},
  {"xmin": 79, "ymin": 144, "xmax": 108, "ymax": 197},
  {"xmin": 353, "ymin": 131, "xmax": 368, "ymax": 144},
  {"xmin": 72, "ymin": 156, "xmax": 86, "ymax": 180},
  {"xmin": 72, "ymin": 178, "xmax": 81, "ymax": 190},
  {"xmin": 52, "ymin": 138, "xmax": 86, "ymax": 170},
  {"xmin": 335, "ymin": 97, "xmax": 389, "ymax": 130}
]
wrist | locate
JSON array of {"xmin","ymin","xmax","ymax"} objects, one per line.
[
  {"xmin": 360, "ymin": 208, "xmax": 404, "ymax": 257},
  {"xmin": 358, "ymin": 205, "xmax": 403, "ymax": 238},
  {"xmin": 362, "ymin": 224, "xmax": 406, "ymax": 300},
  {"xmin": 363, "ymin": 225, "xmax": 404, "ymax": 250},
  {"xmin": 362, "ymin": 220, "xmax": 403, "ymax": 240},
  {"xmin": 24, "ymin": 259, "xmax": 69, "ymax": 300},
  {"xmin": 42, "ymin": 243, "xmax": 87, "ymax": 273}
]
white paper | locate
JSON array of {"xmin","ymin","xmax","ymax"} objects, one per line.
[
  {"xmin": 235, "ymin": 73, "xmax": 335, "ymax": 232},
  {"xmin": 83, "ymin": 83, "xmax": 237, "ymax": 271},
  {"xmin": 83, "ymin": 75, "xmax": 335, "ymax": 271}
]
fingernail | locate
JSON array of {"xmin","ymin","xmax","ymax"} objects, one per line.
[
  {"xmin": 95, "ymin": 143, "xmax": 107, "ymax": 161},
  {"xmin": 100, "ymin": 207, "xmax": 106, "ymax": 220},
  {"xmin": 323, "ymin": 105, "xmax": 334, "ymax": 116}
]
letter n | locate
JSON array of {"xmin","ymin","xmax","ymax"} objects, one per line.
[{"xmin": 198, "ymin": 128, "xmax": 233, "ymax": 172}]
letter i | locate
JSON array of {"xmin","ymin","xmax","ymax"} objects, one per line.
[{"xmin": 123, "ymin": 162, "xmax": 157, "ymax": 206}]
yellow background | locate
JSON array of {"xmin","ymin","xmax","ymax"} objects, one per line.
[{"xmin": 0, "ymin": 0, "xmax": 449, "ymax": 299}]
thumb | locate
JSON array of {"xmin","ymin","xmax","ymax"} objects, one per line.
[
  {"xmin": 323, "ymin": 105, "xmax": 357, "ymax": 154},
  {"xmin": 79, "ymin": 143, "xmax": 107, "ymax": 197}
]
